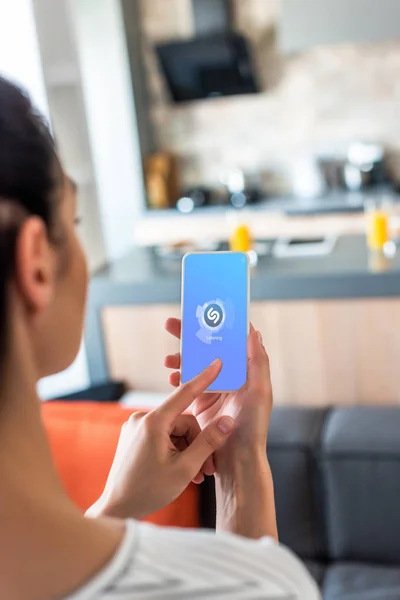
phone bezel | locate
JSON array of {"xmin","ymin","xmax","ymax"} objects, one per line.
[{"xmin": 180, "ymin": 251, "xmax": 250, "ymax": 393}]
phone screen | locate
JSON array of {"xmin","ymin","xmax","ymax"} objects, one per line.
[{"xmin": 181, "ymin": 252, "xmax": 249, "ymax": 392}]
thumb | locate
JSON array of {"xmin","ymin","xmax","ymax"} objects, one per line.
[
  {"xmin": 180, "ymin": 417, "xmax": 235, "ymax": 478},
  {"xmin": 247, "ymin": 328, "xmax": 271, "ymax": 394},
  {"xmin": 248, "ymin": 327, "xmax": 263, "ymax": 361},
  {"xmin": 248, "ymin": 328, "xmax": 267, "ymax": 372}
]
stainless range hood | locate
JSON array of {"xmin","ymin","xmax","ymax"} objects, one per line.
[
  {"xmin": 155, "ymin": 0, "xmax": 259, "ymax": 104},
  {"xmin": 279, "ymin": 0, "xmax": 400, "ymax": 53}
]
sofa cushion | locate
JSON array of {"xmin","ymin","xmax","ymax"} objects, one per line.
[
  {"xmin": 267, "ymin": 406, "xmax": 329, "ymax": 560},
  {"xmin": 42, "ymin": 402, "xmax": 200, "ymax": 528},
  {"xmin": 323, "ymin": 563, "xmax": 400, "ymax": 600},
  {"xmin": 322, "ymin": 407, "xmax": 400, "ymax": 564}
]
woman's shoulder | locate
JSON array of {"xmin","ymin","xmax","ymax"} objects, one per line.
[
  {"xmin": 68, "ymin": 520, "xmax": 320, "ymax": 599},
  {"xmin": 127, "ymin": 520, "xmax": 320, "ymax": 599}
]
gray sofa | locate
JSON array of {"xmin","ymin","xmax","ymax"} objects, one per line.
[{"xmin": 200, "ymin": 406, "xmax": 400, "ymax": 599}]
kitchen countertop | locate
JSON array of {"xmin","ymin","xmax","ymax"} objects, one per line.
[
  {"xmin": 90, "ymin": 235, "xmax": 400, "ymax": 304},
  {"xmin": 86, "ymin": 235, "xmax": 400, "ymax": 382},
  {"xmin": 133, "ymin": 190, "xmax": 400, "ymax": 247}
]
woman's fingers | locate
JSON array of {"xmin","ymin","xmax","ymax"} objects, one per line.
[
  {"xmin": 165, "ymin": 318, "xmax": 181, "ymax": 340},
  {"xmin": 157, "ymin": 359, "xmax": 222, "ymax": 422},
  {"xmin": 247, "ymin": 328, "xmax": 271, "ymax": 393},
  {"xmin": 172, "ymin": 415, "xmax": 215, "ymax": 482},
  {"xmin": 202, "ymin": 455, "xmax": 216, "ymax": 477},
  {"xmin": 172, "ymin": 405, "xmax": 217, "ymax": 478},
  {"xmin": 192, "ymin": 392, "xmax": 224, "ymax": 419},
  {"xmin": 180, "ymin": 416, "xmax": 235, "ymax": 480},
  {"xmin": 165, "ymin": 353, "xmax": 181, "ymax": 370},
  {"xmin": 169, "ymin": 371, "xmax": 180, "ymax": 387},
  {"xmin": 171, "ymin": 413, "xmax": 201, "ymax": 439},
  {"xmin": 164, "ymin": 320, "xmax": 182, "ymax": 385},
  {"xmin": 248, "ymin": 328, "xmax": 267, "ymax": 364}
]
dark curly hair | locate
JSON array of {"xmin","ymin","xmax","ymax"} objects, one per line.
[{"xmin": 0, "ymin": 76, "xmax": 60, "ymax": 363}]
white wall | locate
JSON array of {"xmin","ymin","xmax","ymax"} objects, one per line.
[
  {"xmin": 33, "ymin": 0, "xmax": 108, "ymax": 272},
  {"xmin": 0, "ymin": 0, "xmax": 49, "ymax": 114},
  {"xmin": 38, "ymin": 344, "xmax": 89, "ymax": 400},
  {"xmin": 69, "ymin": 0, "xmax": 146, "ymax": 261},
  {"xmin": 1, "ymin": 0, "xmax": 146, "ymax": 396},
  {"xmin": 0, "ymin": 0, "xmax": 90, "ymax": 398}
]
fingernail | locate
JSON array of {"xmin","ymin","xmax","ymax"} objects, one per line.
[
  {"xmin": 210, "ymin": 358, "xmax": 221, "ymax": 368},
  {"xmin": 217, "ymin": 417, "xmax": 235, "ymax": 435},
  {"xmin": 257, "ymin": 331, "xmax": 263, "ymax": 346}
]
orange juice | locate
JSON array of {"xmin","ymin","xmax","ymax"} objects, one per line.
[
  {"xmin": 229, "ymin": 224, "xmax": 253, "ymax": 252},
  {"xmin": 367, "ymin": 210, "xmax": 389, "ymax": 251}
]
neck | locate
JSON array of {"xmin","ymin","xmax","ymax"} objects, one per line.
[
  {"xmin": 0, "ymin": 311, "xmax": 123, "ymax": 600},
  {"xmin": 0, "ymin": 323, "xmax": 66, "ymax": 506}
]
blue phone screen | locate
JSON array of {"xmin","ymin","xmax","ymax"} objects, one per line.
[{"xmin": 181, "ymin": 252, "xmax": 248, "ymax": 392}]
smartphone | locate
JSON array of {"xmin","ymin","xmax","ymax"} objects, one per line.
[{"xmin": 181, "ymin": 252, "xmax": 249, "ymax": 392}]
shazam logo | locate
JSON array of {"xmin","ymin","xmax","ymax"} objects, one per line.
[
  {"xmin": 204, "ymin": 303, "xmax": 224, "ymax": 329},
  {"xmin": 196, "ymin": 299, "xmax": 235, "ymax": 344}
]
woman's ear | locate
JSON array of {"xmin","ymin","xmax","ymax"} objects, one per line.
[{"xmin": 14, "ymin": 217, "xmax": 56, "ymax": 314}]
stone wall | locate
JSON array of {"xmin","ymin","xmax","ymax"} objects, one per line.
[{"xmin": 139, "ymin": 0, "xmax": 400, "ymax": 192}]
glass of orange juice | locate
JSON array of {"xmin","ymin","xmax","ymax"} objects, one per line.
[
  {"xmin": 365, "ymin": 198, "xmax": 392, "ymax": 252},
  {"xmin": 229, "ymin": 223, "xmax": 253, "ymax": 253}
]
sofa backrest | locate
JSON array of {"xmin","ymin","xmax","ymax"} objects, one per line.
[
  {"xmin": 267, "ymin": 405, "xmax": 400, "ymax": 565},
  {"xmin": 199, "ymin": 405, "xmax": 400, "ymax": 566},
  {"xmin": 322, "ymin": 407, "xmax": 400, "ymax": 564},
  {"xmin": 268, "ymin": 407, "xmax": 328, "ymax": 560}
]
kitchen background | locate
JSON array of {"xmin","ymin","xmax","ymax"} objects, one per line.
[
  {"xmin": 16, "ymin": 0, "xmax": 400, "ymax": 398},
  {"xmin": 139, "ymin": 0, "xmax": 400, "ymax": 198}
]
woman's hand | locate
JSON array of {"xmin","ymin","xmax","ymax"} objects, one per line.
[
  {"xmin": 165, "ymin": 320, "xmax": 273, "ymax": 463},
  {"xmin": 165, "ymin": 320, "xmax": 278, "ymax": 540},
  {"xmin": 86, "ymin": 359, "xmax": 235, "ymax": 521}
]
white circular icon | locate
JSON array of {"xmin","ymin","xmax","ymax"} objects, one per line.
[{"xmin": 201, "ymin": 300, "xmax": 226, "ymax": 331}]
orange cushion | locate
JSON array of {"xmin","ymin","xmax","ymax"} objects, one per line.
[{"xmin": 42, "ymin": 402, "xmax": 199, "ymax": 529}]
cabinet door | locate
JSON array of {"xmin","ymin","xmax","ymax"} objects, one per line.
[
  {"xmin": 251, "ymin": 299, "xmax": 400, "ymax": 406},
  {"xmin": 103, "ymin": 304, "xmax": 181, "ymax": 392}
]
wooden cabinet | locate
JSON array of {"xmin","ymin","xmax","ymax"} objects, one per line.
[{"xmin": 103, "ymin": 299, "xmax": 400, "ymax": 405}]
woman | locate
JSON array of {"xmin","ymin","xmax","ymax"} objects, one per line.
[{"xmin": 0, "ymin": 75, "xmax": 319, "ymax": 599}]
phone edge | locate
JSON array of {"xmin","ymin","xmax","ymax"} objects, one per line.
[{"xmin": 180, "ymin": 251, "xmax": 250, "ymax": 393}]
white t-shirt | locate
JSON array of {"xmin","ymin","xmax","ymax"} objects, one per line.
[{"xmin": 67, "ymin": 520, "xmax": 320, "ymax": 599}]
